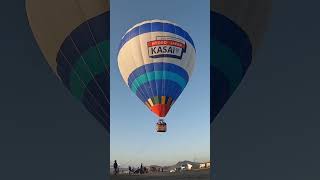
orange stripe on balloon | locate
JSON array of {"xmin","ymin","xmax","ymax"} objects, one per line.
[{"xmin": 161, "ymin": 96, "xmax": 166, "ymax": 104}]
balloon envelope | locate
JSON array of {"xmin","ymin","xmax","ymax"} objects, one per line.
[
  {"xmin": 211, "ymin": 0, "xmax": 271, "ymax": 123},
  {"xmin": 26, "ymin": 0, "xmax": 110, "ymax": 131},
  {"xmin": 117, "ymin": 20, "xmax": 196, "ymax": 119}
]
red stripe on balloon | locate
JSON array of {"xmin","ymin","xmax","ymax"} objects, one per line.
[{"xmin": 150, "ymin": 104, "xmax": 171, "ymax": 117}]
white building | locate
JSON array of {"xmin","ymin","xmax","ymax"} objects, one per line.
[
  {"xmin": 205, "ymin": 162, "xmax": 210, "ymax": 168},
  {"xmin": 199, "ymin": 163, "xmax": 206, "ymax": 169},
  {"xmin": 181, "ymin": 163, "xmax": 192, "ymax": 170},
  {"xmin": 199, "ymin": 162, "xmax": 210, "ymax": 169}
]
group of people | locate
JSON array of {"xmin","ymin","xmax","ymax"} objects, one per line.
[
  {"xmin": 113, "ymin": 160, "xmax": 148, "ymax": 175},
  {"xmin": 128, "ymin": 164, "xmax": 148, "ymax": 175}
]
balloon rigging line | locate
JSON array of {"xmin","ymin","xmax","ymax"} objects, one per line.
[
  {"xmin": 74, "ymin": 0, "xmax": 151, "ymax": 114},
  {"xmin": 59, "ymin": 51, "xmax": 110, "ymax": 126},
  {"xmin": 69, "ymin": 37, "xmax": 110, "ymax": 105},
  {"xmin": 128, "ymin": 30, "xmax": 154, "ymax": 104},
  {"xmin": 148, "ymin": 23, "xmax": 157, "ymax": 101},
  {"xmin": 74, "ymin": 0, "xmax": 149, "ymax": 110},
  {"xmin": 73, "ymin": 0, "xmax": 113, "ymax": 78},
  {"xmin": 69, "ymin": 2, "xmax": 110, "ymax": 105},
  {"xmin": 73, "ymin": 0, "xmax": 158, "ymax": 130},
  {"xmin": 116, "ymin": 35, "xmax": 150, "ymax": 106},
  {"xmin": 117, "ymin": 26, "xmax": 154, "ymax": 108},
  {"xmin": 36, "ymin": 5, "xmax": 110, "ymax": 129}
]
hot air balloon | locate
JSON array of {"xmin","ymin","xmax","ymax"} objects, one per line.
[
  {"xmin": 117, "ymin": 20, "xmax": 196, "ymax": 132},
  {"xmin": 26, "ymin": 0, "xmax": 110, "ymax": 131},
  {"xmin": 211, "ymin": 0, "xmax": 272, "ymax": 123}
]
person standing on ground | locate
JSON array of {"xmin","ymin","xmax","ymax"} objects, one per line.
[{"xmin": 113, "ymin": 160, "xmax": 118, "ymax": 175}]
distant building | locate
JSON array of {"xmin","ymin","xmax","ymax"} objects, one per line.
[
  {"xmin": 199, "ymin": 163, "xmax": 206, "ymax": 169},
  {"xmin": 205, "ymin": 162, "xmax": 210, "ymax": 168},
  {"xmin": 181, "ymin": 163, "xmax": 192, "ymax": 170},
  {"xmin": 199, "ymin": 161, "xmax": 210, "ymax": 169}
]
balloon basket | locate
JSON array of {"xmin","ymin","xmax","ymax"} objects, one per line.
[{"xmin": 156, "ymin": 119, "xmax": 167, "ymax": 133}]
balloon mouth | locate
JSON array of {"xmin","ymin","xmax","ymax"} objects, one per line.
[{"xmin": 151, "ymin": 104, "xmax": 170, "ymax": 117}]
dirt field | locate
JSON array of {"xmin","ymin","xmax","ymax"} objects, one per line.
[{"xmin": 110, "ymin": 169, "xmax": 210, "ymax": 180}]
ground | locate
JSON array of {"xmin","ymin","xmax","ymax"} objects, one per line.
[{"xmin": 110, "ymin": 169, "xmax": 210, "ymax": 180}]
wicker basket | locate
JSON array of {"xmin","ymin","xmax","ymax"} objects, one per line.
[{"xmin": 156, "ymin": 120, "xmax": 167, "ymax": 132}]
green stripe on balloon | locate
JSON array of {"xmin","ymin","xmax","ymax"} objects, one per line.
[
  {"xmin": 69, "ymin": 40, "xmax": 109, "ymax": 99},
  {"xmin": 130, "ymin": 71, "xmax": 187, "ymax": 94},
  {"xmin": 211, "ymin": 39, "xmax": 244, "ymax": 91},
  {"xmin": 153, "ymin": 96, "xmax": 160, "ymax": 104}
]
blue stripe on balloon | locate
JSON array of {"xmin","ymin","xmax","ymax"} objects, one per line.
[
  {"xmin": 118, "ymin": 21, "xmax": 195, "ymax": 52},
  {"xmin": 211, "ymin": 12, "xmax": 252, "ymax": 70},
  {"xmin": 56, "ymin": 11, "xmax": 110, "ymax": 88},
  {"xmin": 129, "ymin": 71, "xmax": 187, "ymax": 94},
  {"xmin": 127, "ymin": 62, "xmax": 189, "ymax": 88},
  {"xmin": 134, "ymin": 79, "xmax": 183, "ymax": 103}
]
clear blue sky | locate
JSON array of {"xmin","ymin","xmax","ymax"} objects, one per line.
[{"xmin": 110, "ymin": 0, "xmax": 210, "ymax": 167}]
